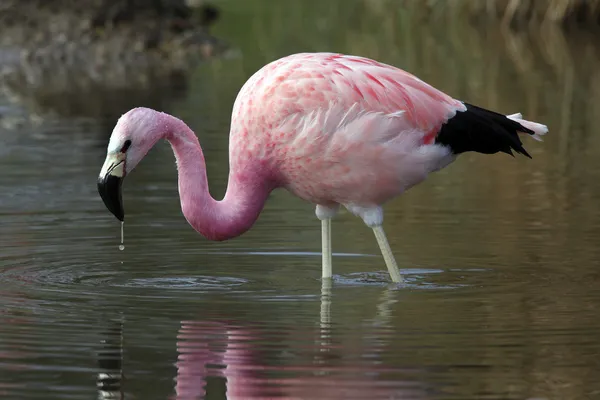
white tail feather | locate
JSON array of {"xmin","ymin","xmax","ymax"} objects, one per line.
[{"xmin": 507, "ymin": 114, "xmax": 548, "ymax": 142}]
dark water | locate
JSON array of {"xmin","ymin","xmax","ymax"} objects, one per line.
[{"xmin": 2, "ymin": 1, "xmax": 600, "ymax": 399}]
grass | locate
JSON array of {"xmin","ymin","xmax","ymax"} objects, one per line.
[{"xmin": 367, "ymin": 0, "xmax": 600, "ymax": 25}]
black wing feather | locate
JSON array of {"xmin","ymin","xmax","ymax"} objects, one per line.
[{"xmin": 435, "ymin": 103, "xmax": 534, "ymax": 158}]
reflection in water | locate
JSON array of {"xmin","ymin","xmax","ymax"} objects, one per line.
[
  {"xmin": 173, "ymin": 288, "xmax": 424, "ymax": 400},
  {"xmin": 319, "ymin": 280, "xmax": 332, "ymax": 350},
  {"xmin": 0, "ymin": 66, "xmax": 190, "ymax": 139},
  {"xmin": 87, "ymin": 286, "xmax": 413, "ymax": 399},
  {"xmin": 97, "ymin": 320, "xmax": 124, "ymax": 400}
]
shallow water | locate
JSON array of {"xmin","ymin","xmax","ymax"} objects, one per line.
[{"xmin": 2, "ymin": 1, "xmax": 600, "ymax": 399}]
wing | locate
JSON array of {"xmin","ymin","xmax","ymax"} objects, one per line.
[
  {"xmin": 319, "ymin": 53, "xmax": 465, "ymax": 136},
  {"xmin": 233, "ymin": 52, "xmax": 466, "ymax": 145}
]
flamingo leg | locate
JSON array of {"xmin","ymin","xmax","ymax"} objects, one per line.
[
  {"xmin": 372, "ymin": 226, "xmax": 404, "ymax": 283},
  {"xmin": 321, "ymin": 218, "xmax": 333, "ymax": 279},
  {"xmin": 316, "ymin": 205, "xmax": 338, "ymax": 280}
]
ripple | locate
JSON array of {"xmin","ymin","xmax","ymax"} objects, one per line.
[
  {"xmin": 111, "ymin": 275, "xmax": 248, "ymax": 289},
  {"xmin": 0, "ymin": 260, "xmax": 250, "ymax": 294},
  {"xmin": 333, "ymin": 269, "xmax": 468, "ymax": 290},
  {"xmin": 0, "ymin": 255, "xmax": 474, "ymax": 296}
]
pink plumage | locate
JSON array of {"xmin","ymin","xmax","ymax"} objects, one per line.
[
  {"xmin": 231, "ymin": 53, "xmax": 460, "ymax": 207},
  {"xmin": 98, "ymin": 52, "xmax": 548, "ymax": 283}
]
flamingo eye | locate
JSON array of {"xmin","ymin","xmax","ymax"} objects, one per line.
[{"xmin": 120, "ymin": 140, "xmax": 132, "ymax": 153}]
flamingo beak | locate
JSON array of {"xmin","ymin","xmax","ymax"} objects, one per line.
[{"xmin": 98, "ymin": 153, "xmax": 126, "ymax": 221}]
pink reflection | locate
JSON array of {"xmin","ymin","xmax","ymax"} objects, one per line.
[
  {"xmin": 173, "ymin": 321, "xmax": 265, "ymax": 399},
  {"xmin": 173, "ymin": 321, "xmax": 429, "ymax": 400}
]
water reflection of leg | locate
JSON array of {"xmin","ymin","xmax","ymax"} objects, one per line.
[
  {"xmin": 313, "ymin": 278, "xmax": 333, "ymax": 372},
  {"xmin": 373, "ymin": 287, "xmax": 397, "ymax": 328},
  {"xmin": 96, "ymin": 319, "xmax": 124, "ymax": 400},
  {"xmin": 320, "ymin": 278, "xmax": 332, "ymax": 347}
]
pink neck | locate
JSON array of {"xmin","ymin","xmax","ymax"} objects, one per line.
[{"xmin": 159, "ymin": 113, "xmax": 273, "ymax": 241}]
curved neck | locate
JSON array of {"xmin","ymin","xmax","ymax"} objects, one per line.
[{"xmin": 162, "ymin": 114, "xmax": 273, "ymax": 241}]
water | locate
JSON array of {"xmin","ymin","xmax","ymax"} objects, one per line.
[{"xmin": 2, "ymin": 1, "xmax": 600, "ymax": 399}]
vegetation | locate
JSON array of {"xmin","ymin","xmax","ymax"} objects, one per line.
[{"xmin": 367, "ymin": 0, "xmax": 600, "ymax": 25}]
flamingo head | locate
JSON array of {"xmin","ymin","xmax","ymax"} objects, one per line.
[{"xmin": 98, "ymin": 108, "xmax": 160, "ymax": 221}]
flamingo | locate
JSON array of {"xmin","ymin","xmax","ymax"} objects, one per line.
[{"xmin": 97, "ymin": 52, "xmax": 548, "ymax": 283}]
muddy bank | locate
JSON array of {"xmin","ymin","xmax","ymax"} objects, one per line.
[
  {"xmin": 0, "ymin": 0, "xmax": 225, "ymax": 66},
  {"xmin": 0, "ymin": 0, "xmax": 227, "ymax": 124}
]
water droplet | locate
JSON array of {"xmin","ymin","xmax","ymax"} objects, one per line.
[{"xmin": 119, "ymin": 221, "xmax": 125, "ymax": 251}]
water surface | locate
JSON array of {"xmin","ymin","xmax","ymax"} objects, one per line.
[{"xmin": 1, "ymin": 1, "xmax": 600, "ymax": 399}]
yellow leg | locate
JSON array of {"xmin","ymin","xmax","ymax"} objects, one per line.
[
  {"xmin": 372, "ymin": 226, "xmax": 403, "ymax": 283},
  {"xmin": 321, "ymin": 219, "xmax": 332, "ymax": 279}
]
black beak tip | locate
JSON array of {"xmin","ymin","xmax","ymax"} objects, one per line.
[
  {"xmin": 113, "ymin": 209, "xmax": 124, "ymax": 222},
  {"xmin": 98, "ymin": 175, "xmax": 125, "ymax": 222}
]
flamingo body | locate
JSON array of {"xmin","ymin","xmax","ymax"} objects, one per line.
[
  {"xmin": 98, "ymin": 52, "xmax": 548, "ymax": 283},
  {"xmin": 229, "ymin": 53, "xmax": 463, "ymax": 209}
]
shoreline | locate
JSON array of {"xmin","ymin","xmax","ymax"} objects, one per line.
[
  {"xmin": 0, "ymin": 1, "xmax": 228, "ymax": 124},
  {"xmin": 0, "ymin": 1, "xmax": 226, "ymax": 70}
]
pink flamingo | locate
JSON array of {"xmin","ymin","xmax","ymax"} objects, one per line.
[{"xmin": 97, "ymin": 52, "xmax": 548, "ymax": 283}]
